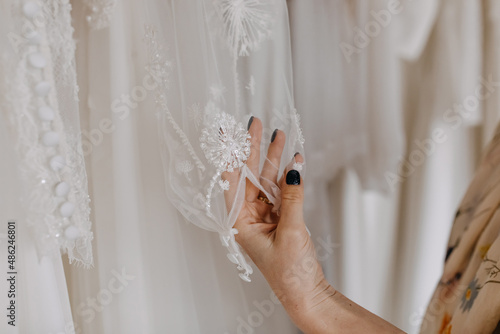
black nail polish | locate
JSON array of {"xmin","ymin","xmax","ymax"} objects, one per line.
[
  {"xmin": 286, "ymin": 170, "xmax": 300, "ymax": 185},
  {"xmin": 271, "ymin": 129, "xmax": 278, "ymax": 143},
  {"xmin": 294, "ymin": 152, "xmax": 300, "ymax": 157},
  {"xmin": 247, "ymin": 116, "xmax": 254, "ymax": 130}
]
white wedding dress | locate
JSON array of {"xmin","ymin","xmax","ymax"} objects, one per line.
[
  {"xmin": 68, "ymin": 0, "xmax": 302, "ymax": 332},
  {"xmin": 0, "ymin": 0, "xmax": 92, "ymax": 333},
  {"xmin": 1, "ymin": 0, "xmax": 500, "ymax": 333}
]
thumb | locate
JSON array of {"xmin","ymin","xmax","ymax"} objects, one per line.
[{"xmin": 279, "ymin": 159, "xmax": 305, "ymax": 231}]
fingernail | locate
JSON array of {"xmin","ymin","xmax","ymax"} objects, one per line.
[
  {"xmin": 294, "ymin": 152, "xmax": 300, "ymax": 157},
  {"xmin": 286, "ymin": 170, "xmax": 300, "ymax": 185},
  {"xmin": 247, "ymin": 116, "xmax": 254, "ymax": 130},
  {"xmin": 271, "ymin": 129, "xmax": 278, "ymax": 143},
  {"xmin": 455, "ymin": 272, "xmax": 462, "ymax": 281}
]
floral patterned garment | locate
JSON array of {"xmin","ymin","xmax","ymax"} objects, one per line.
[{"xmin": 420, "ymin": 125, "xmax": 500, "ymax": 334}]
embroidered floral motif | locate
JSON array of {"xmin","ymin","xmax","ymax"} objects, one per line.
[
  {"xmin": 213, "ymin": 0, "xmax": 275, "ymax": 56},
  {"xmin": 193, "ymin": 193, "xmax": 206, "ymax": 210},
  {"xmin": 270, "ymin": 106, "xmax": 291, "ymax": 130},
  {"xmin": 210, "ymin": 84, "xmax": 227, "ymax": 103},
  {"xmin": 293, "ymin": 162, "xmax": 303, "ymax": 171},
  {"xmin": 144, "ymin": 26, "xmax": 173, "ymax": 91},
  {"xmin": 144, "ymin": 25, "xmax": 205, "ymax": 176},
  {"xmin": 219, "ymin": 179, "xmax": 230, "ymax": 191},
  {"xmin": 291, "ymin": 107, "xmax": 305, "ymax": 145},
  {"xmin": 200, "ymin": 111, "xmax": 251, "ymax": 173},
  {"xmin": 188, "ymin": 103, "xmax": 203, "ymax": 130},
  {"xmin": 83, "ymin": 0, "xmax": 116, "ymax": 30},
  {"xmin": 4, "ymin": 0, "xmax": 94, "ymax": 267},
  {"xmin": 199, "ymin": 106, "xmax": 251, "ymax": 215},
  {"xmin": 246, "ymin": 76, "xmax": 255, "ymax": 96},
  {"xmin": 176, "ymin": 160, "xmax": 194, "ymax": 180},
  {"xmin": 43, "ymin": 0, "xmax": 79, "ymax": 99},
  {"xmin": 460, "ymin": 278, "xmax": 479, "ymax": 312}
]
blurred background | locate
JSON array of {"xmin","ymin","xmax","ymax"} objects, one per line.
[{"xmin": 1, "ymin": 0, "xmax": 500, "ymax": 333}]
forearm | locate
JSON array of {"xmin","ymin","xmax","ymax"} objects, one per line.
[{"xmin": 283, "ymin": 280, "xmax": 405, "ymax": 334}]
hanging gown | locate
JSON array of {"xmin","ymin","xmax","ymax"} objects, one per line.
[
  {"xmin": 0, "ymin": 0, "xmax": 93, "ymax": 333},
  {"xmin": 66, "ymin": 0, "xmax": 302, "ymax": 332}
]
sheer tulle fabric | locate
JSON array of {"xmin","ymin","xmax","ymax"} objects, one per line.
[
  {"xmin": 0, "ymin": 1, "xmax": 88, "ymax": 332},
  {"xmin": 288, "ymin": 0, "xmax": 405, "ymax": 193},
  {"xmin": 3, "ymin": 0, "xmax": 498, "ymax": 333},
  {"xmin": 0, "ymin": 0, "xmax": 93, "ymax": 268},
  {"xmin": 66, "ymin": 0, "xmax": 301, "ymax": 332},
  {"xmin": 141, "ymin": 0, "xmax": 305, "ymax": 281}
]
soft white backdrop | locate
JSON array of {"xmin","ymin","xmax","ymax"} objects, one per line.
[
  {"xmin": 67, "ymin": 0, "xmax": 500, "ymax": 333},
  {"xmin": 1, "ymin": 0, "xmax": 499, "ymax": 333}
]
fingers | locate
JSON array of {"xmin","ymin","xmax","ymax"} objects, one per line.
[
  {"xmin": 278, "ymin": 152, "xmax": 304, "ymax": 186},
  {"xmin": 278, "ymin": 153, "xmax": 306, "ymax": 232},
  {"xmin": 246, "ymin": 116, "xmax": 262, "ymax": 201},
  {"xmin": 260, "ymin": 129, "xmax": 286, "ymax": 193}
]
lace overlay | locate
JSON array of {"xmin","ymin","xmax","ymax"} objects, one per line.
[
  {"xmin": 145, "ymin": 25, "xmax": 257, "ymax": 281},
  {"xmin": 200, "ymin": 105, "xmax": 251, "ymax": 215},
  {"xmin": 83, "ymin": 0, "xmax": 116, "ymax": 30},
  {"xmin": 143, "ymin": 0, "xmax": 305, "ymax": 282},
  {"xmin": 210, "ymin": 0, "xmax": 276, "ymax": 56},
  {"xmin": 1, "ymin": 0, "xmax": 93, "ymax": 267}
]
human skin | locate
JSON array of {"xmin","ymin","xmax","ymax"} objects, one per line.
[{"xmin": 222, "ymin": 117, "xmax": 404, "ymax": 334}]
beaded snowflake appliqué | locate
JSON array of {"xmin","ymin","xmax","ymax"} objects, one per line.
[
  {"xmin": 84, "ymin": 0, "xmax": 116, "ymax": 30},
  {"xmin": 213, "ymin": 0, "xmax": 275, "ymax": 56},
  {"xmin": 200, "ymin": 112, "xmax": 251, "ymax": 173},
  {"xmin": 200, "ymin": 110, "xmax": 251, "ymax": 215}
]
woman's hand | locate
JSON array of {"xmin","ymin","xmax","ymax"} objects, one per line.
[
  {"xmin": 224, "ymin": 117, "xmax": 404, "ymax": 333},
  {"xmin": 223, "ymin": 117, "xmax": 329, "ymax": 319}
]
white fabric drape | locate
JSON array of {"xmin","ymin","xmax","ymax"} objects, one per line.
[
  {"xmin": 0, "ymin": 117, "xmax": 74, "ymax": 334},
  {"xmin": 289, "ymin": 1, "xmax": 498, "ymax": 334},
  {"xmin": 66, "ymin": 0, "xmax": 300, "ymax": 332},
  {"xmin": 287, "ymin": 0, "xmax": 406, "ymax": 292},
  {"xmin": 0, "ymin": 0, "xmax": 91, "ymax": 333},
  {"xmin": 66, "ymin": 0, "xmax": 500, "ymax": 333},
  {"xmin": 2, "ymin": 0, "xmax": 500, "ymax": 333}
]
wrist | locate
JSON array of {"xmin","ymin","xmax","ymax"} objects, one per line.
[
  {"xmin": 284, "ymin": 279, "xmax": 338, "ymax": 332},
  {"xmin": 286, "ymin": 280, "xmax": 404, "ymax": 334}
]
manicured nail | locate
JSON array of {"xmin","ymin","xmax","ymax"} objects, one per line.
[
  {"xmin": 247, "ymin": 116, "xmax": 254, "ymax": 130},
  {"xmin": 294, "ymin": 152, "xmax": 300, "ymax": 157},
  {"xmin": 286, "ymin": 170, "xmax": 300, "ymax": 185},
  {"xmin": 271, "ymin": 129, "xmax": 278, "ymax": 143}
]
